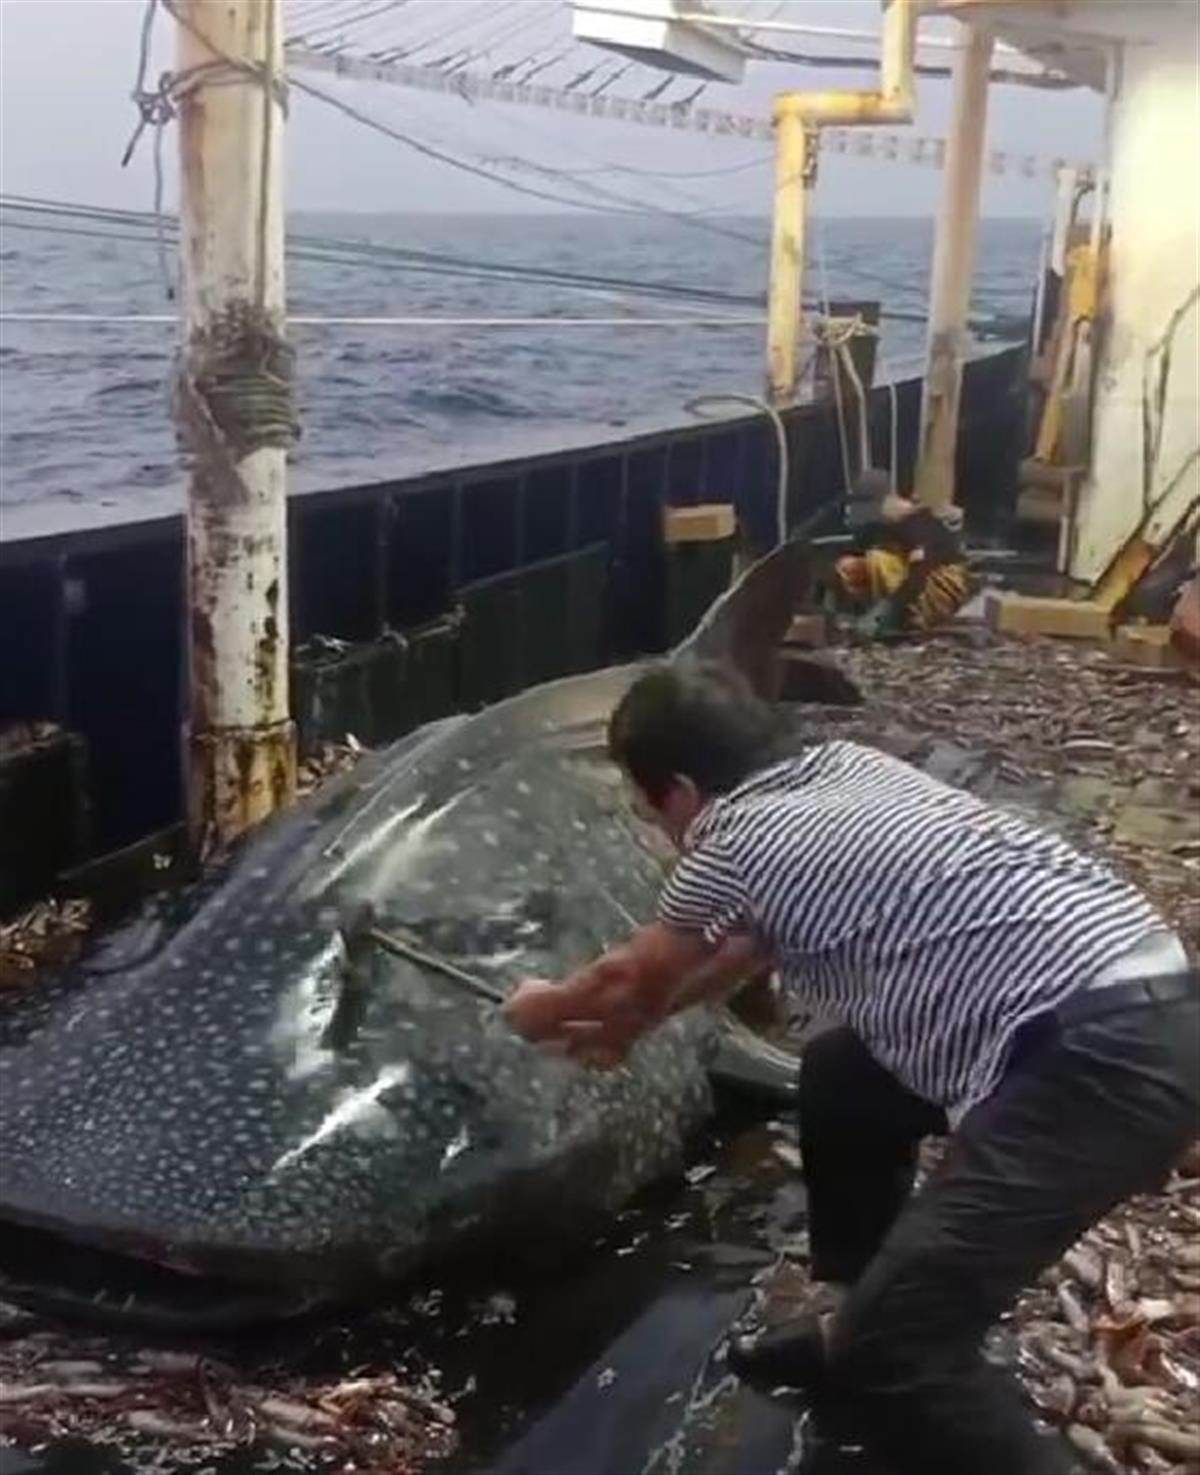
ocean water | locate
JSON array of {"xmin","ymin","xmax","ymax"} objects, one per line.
[{"xmin": 0, "ymin": 213, "xmax": 1041, "ymax": 518}]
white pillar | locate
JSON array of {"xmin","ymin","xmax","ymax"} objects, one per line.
[
  {"xmin": 914, "ymin": 25, "xmax": 994, "ymax": 513},
  {"xmin": 1072, "ymin": 38, "xmax": 1200, "ymax": 582},
  {"xmin": 175, "ymin": 0, "xmax": 296, "ymax": 846}
]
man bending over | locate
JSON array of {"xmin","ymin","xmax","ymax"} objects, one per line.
[{"xmin": 504, "ymin": 661, "xmax": 1198, "ymax": 1475}]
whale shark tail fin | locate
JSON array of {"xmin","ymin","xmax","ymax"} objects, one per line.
[{"xmin": 670, "ymin": 538, "xmax": 861, "ymax": 706}]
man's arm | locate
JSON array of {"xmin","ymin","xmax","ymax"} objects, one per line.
[
  {"xmin": 506, "ymin": 834, "xmax": 760, "ymax": 1060},
  {"xmin": 664, "ymin": 932, "xmax": 767, "ymax": 1014},
  {"xmin": 504, "ymin": 926, "xmax": 767, "ymax": 1061},
  {"xmin": 503, "ymin": 922, "xmax": 713, "ymax": 1043}
]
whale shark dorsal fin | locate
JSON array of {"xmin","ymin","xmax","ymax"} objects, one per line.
[
  {"xmin": 669, "ymin": 539, "xmax": 809, "ymax": 694},
  {"xmin": 669, "ymin": 538, "xmax": 860, "ymax": 705}
]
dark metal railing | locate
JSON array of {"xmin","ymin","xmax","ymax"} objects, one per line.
[{"xmin": 0, "ymin": 347, "xmax": 1024, "ymax": 894}]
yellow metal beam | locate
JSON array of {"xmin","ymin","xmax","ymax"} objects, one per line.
[
  {"xmin": 1033, "ymin": 239, "xmax": 1102, "ymax": 464},
  {"xmin": 766, "ymin": 114, "xmax": 817, "ymax": 406},
  {"xmin": 764, "ymin": 0, "xmax": 918, "ymax": 406},
  {"xmin": 774, "ymin": 0, "xmax": 918, "ymax": 124}
]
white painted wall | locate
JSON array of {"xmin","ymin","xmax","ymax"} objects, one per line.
[{"xmin": 1071, "ymin": 27, "xmax": 1200, "ymax": 579}]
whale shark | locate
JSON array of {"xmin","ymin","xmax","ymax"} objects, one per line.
[{"xmin": 0, "ymin": 542, "xmax": 849, "ymax": 1321}]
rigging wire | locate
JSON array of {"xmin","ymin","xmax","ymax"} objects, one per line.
[
  {"xmin": 0, "ymin": 196, "xmax": 764, "ymax": 309},
  {"xmin": 425, "ymin": 1, "xmax": 527, "ymax": 68},
  {"xmin": 286, "ymin": 69, "xmax": 771, "ymax": 249},
  {"xmin": 0, "ymin": 217, "xmax": 753, "ymax": 321},
  {"xmin": 292, "ymin": 0, "xmax": 369, "ymax": 41},
  {"xmin": 457, "ymin": 95, "xmax": 766, "ymax": 219},
  {"xmin": 491, "ymin": 45, "xmax": 540, "ymax": 81},
  {"xmin": 518, "ymin": 48, "xmax": 577, "ymax": 85},
  {"xmin": 589, "ymin": 60, "xmax": 633, "ymax": 97},
  {"xmin": 1, "ymin": 206, "xmax": 1030, "ymax": 339},
  {"xmin": 336, "ymin": 64, "xmax": 768, "ymax": 244},
  {"xmin": 391, "ymin": 1, "xmax": 501, "ymax": 61},
  {"xmin": 0, "ymin": 313, "xmax": 766, "ymax": 328},
  {"xmin": 287, "ymin": 75, "xmax": 672, "ymax": 217},
  {"xmin": 814, "ymin": 186, "xmax": 862, "ymax": 492},
  {"xmin": 744, "ymin": 37, "xmax": 1080, "ymax": 90},
  {"xmin": 313, "ymin": 0, "xmax": 411, "ymax": 40},
  {"xmin": 286, "ymin": 0, "xmax": 332, "ymax": 24},
  {"xmin": 564, "ymin": 155, "xmax": 770, "ymax": 183},
  {"xmin": 443, "ymin": 2, "xmax": 561, "ymax": 73}
]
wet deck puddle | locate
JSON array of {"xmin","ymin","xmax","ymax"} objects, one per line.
[{"xmin": 0, "ymin": 1114, "xmax": 888, "ymax": 1475}]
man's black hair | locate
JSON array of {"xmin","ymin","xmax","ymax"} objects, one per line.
[{"xmin": 607, "ymin": 660, "xmax": 780, "ymax": 804}]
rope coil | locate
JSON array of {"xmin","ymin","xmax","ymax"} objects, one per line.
[{"xmin": 176, "ymin": 305, "xmax": 298, "ymax": 467}]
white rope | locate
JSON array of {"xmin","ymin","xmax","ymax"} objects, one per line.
[
  {"xmin": 813, "ymin": 212, "xmax": 850, "ymax": 497},
  {"xmin": 0, "ymin": 313, "xmax": 766, "ymax": 328},
  {"xmin": 813, "ymin": 203, "xmax": 892, "ymax": 498},
  {"xmin": 874, "ymin": 340, "xmax": 901, "ymax": 497},
  {"xmin": 835, "ymin": 340, "xmax": 870, "ymax": 472},
  {"xmin": 825, "ymin": 333, "xmax": 855, "ymax": 499},
  {"xmin": 685, "ymin": 391, "xmax": 791, "ymax": 547}
]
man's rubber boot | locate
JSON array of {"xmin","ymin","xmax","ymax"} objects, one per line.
[{"xmin": 725, "ymin": 1314, "xmax": 826, "ymax": 1394}]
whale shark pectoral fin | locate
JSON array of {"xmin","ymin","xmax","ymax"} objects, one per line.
[
  {"xmin": 670, "ymin": 539, "xmax": 861, "ymax": 705},
  {"xmin": 318, "ymin": 939, "xmax": 371, "ymax": 1054},
  {"xmin": 777, "ymin": 651, "xmax": 864, "ymax": 707}
]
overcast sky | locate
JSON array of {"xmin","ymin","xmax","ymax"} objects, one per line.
[{"xmin": 0, "ymin": 0, "xmax": 1105, "ymax": 218}]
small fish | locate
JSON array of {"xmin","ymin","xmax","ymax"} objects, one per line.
[
  {"xmin": 1065, "ymin": 1423, "xmax": 1123, "ymax": 1472},
  {"xmin": 53, "ymin": 1380, "xmax": 131, "ymax": 1399},
  {"xmin": 1128, "ymin": 1422, "xmax": 1200, "ymax": 1459},
  {"xmin": 1057, "ymin": 1282, "xmax": 1091, "ymax": 1334},
  {"xmin": 36, "ymin": 1359, "xmax": 108, "ymax": 1380},
  {"xmin": 132, "ymin": 1350, "xmax": 203, "ymax": 1376},
  {"xmin": 1174, "ymin": 1241, "xmax": 1200, "ymax": 1271},
  {"xmin": 1064, "ymin": 1246, "xmax": 1103, "ymax": 1291},
  {"xmin": 252, "ymin": 1394, "xmax": 340, "ymax": 1433},
  {"xmin": 1103, "ymin": 1255, "xmax": 1130, "ymax": 1312},
  {"xmin": 124, "ymin": 1408, "xmax": 211, "ymax": 1438},
  {"xmin": 0, "ymin": 1383, "xmax": 58, "ymax": 1405},
  {"xmin": 1157, "ymin": 1348, "xmax": 1200, "ymax": 1393}
]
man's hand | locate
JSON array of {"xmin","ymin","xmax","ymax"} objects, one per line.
[
  {"xmin": 503, "ymin": 970, "xmax": 655, "ymax": 1069},
  {"xmin": 503, "ymin": 984, "xmax": 639, "ymax": 1070},
  {"xmin": 503, "ymin": 923, "xmax": 717, "ymax": 1066},
  {"xmin": 503, "ymin": 979, "xmax": 569, "ymax": 1043}
]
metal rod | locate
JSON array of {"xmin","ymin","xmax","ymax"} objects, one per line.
[{"xmin": 365, "ymin": 925, "xmax": 507, "ymax": 1006}]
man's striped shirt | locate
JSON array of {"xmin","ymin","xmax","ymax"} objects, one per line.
[{"xmin": 658, "ymin": 741, "xmax": 1165, "ymax": 1116}]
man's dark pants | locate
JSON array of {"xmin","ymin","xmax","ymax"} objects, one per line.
[{"xmin": 798, "ymin": 980, "xmax": 1200, "ymax": 1475}]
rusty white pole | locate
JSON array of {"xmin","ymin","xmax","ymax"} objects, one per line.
[
  {"xmin": 914, "ymin": 24, "xmax": 994, "ymax": 513},
  {"xmin": 175, "ymin": 0, "xmax": 296, "ymax": 848}
]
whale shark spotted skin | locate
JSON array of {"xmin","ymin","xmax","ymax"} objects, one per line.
[{"xmin": 0, "ymin": 542, "xmax": 827, "ymax": 1305}]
